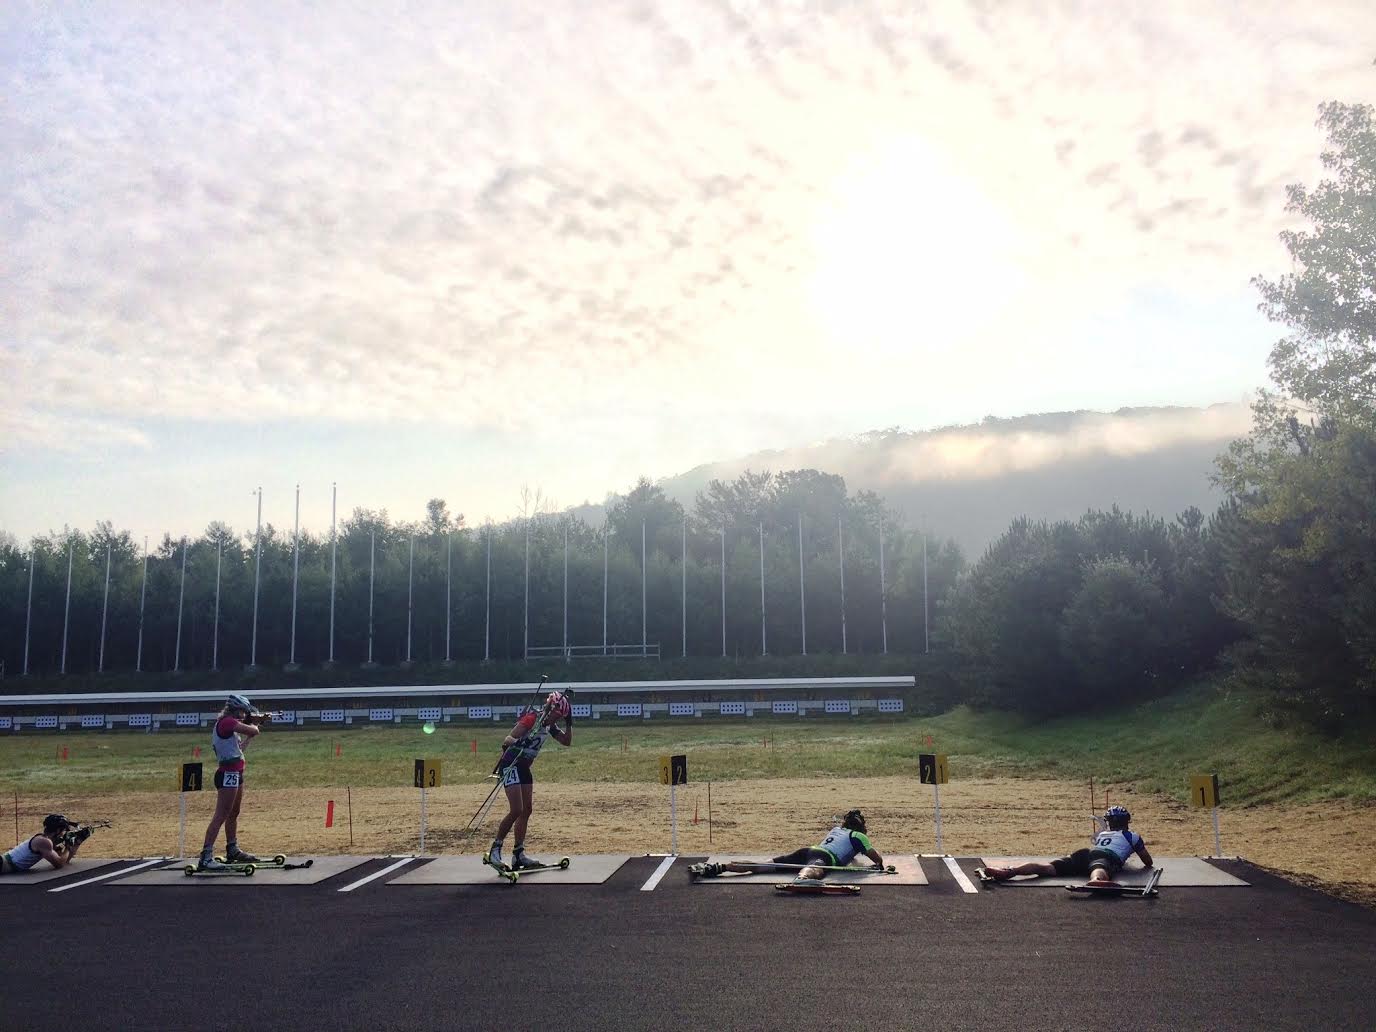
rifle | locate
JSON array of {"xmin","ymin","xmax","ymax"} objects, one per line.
[
  {"xmin": 59, "ymin": 820, "xmax": 112, "ymax": 852},
  {"xmin": 243, "ymin": 711, "xmax": 285, "ymax": 726}
]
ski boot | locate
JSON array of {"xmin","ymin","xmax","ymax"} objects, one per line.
[
  {"xmin": 513, "ymin": 851, "xmax": 544, "ymax": 870},
  {"xmin": 225, "ymin": 846, "xmax": 261, "ymax": 864},
  {"xmin": 197, "ymin": 856, "xmax": 231, "ymax": 872},
  {"xmin": 688, "ymin": 862, "xmax": 724, "ymax": 878},
  {"xmin": 482, "ymin": 844, "xmax": 509, "ymax": 871}
]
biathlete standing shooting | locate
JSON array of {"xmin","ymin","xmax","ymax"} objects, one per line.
[
  {"xmin": 484, "ymin": 689, "xmax": 573, "ymax": 871},
  {"xmin": 196, "ymin": 693, "xmax": 272, "ymax": 872}
]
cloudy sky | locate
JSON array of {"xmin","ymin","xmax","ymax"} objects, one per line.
[{"xmin": 2, "ymin": 1, "xmax": 1371, "ymax": 544}]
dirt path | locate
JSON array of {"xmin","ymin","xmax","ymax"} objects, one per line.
[{"xmin": 20, "ymin": 776, "xmax": 1375, "ymax": 905}]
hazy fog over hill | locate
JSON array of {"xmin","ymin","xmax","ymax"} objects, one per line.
[{"xmin": 577, "ymin": 402, "xmax": 1250, "ymax": 556}]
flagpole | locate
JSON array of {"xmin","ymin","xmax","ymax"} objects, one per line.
[
  {"xmin": 641, "ymin": 519, "xmax": 647, "ymax": 656},
  {"xmin": 879, "ymin": 522, "xmax": 888, "ymax": 655},
  {"xmin": 174, "ymin": 538, "xmax": 188, "ymax": 672},
  {"xmin": 602, "ymin": 522, "xmax": 608, "ymax": 656},
  {"xmin": 60, "ymin": 538, "xmax": 73, "ymax": 675},
  {"xmin": 366, "ymin": 528, "xmax": 376, "ymax": 665},
  {"xmin": 445, "ymin": 533, "xmax": 452, "ymax": 663},
  {"xmin": 250, "ymin": 487, "xmax": 262, "ymax": 669},
  {"xmin": 839, "ymin": 517, "xmax": 847, "ymax": 655},
  {"xmin": 720, "ymin": 528, "xmax": 726, "ymax": 658},
  {"xmin": 23, "ymin": 550, "xmax": 34, "ymax": 676},
  {"xmin": 136, "ymin": 538, "xmax": 147, "ymax": 672},
  {"xmin": 484, "ymin": 527, "xmax": 491, "ymax": 662},
  {"xmin": 798, "ymin": 514, "xmax": 807, "ymax": 656},
  {"xmin": 212, "ymin": 536, "xmax": 222, "ymax": 671},
  {"xmin": 562, "ymin": 523, "xmax": 569, "ymax": 660},
  {"xmin": 685, "ymin": 520, "xmax": 693, "ymax": 657},
  {"xmin": 98, "ymin": 543, "xmax": 111, "ymax": 673},
  {"xmin": 289, "ymin": 484, "xmax": 300, "ymax": 667},
  {"xmin": 758, "ymin": 522, "xmax": 766, "ymax": 656},
  {"xmin": 328, "ymin": 482, "xmax": 337, "ymax": 665},
  {"xmin": 523, "ymin": 519, "xmax": 530, "ymax": 661},
  {"xmin": 923, "ymin": 526, "xmax": 930, "ymax": 655}
]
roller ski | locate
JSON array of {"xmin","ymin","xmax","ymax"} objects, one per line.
[
  {"xmin": 215, "ymin": 852, "xmax": 314, "ymax": 870},
  {"xmin": 1065, "ymin": 867, "xmax": 1163, "ymax": 898},
  {"xmin": 495, "ymin": 851, "xmax": 571, "ymax": 883},
  {"xmin": 184, "ymin": 857, "xmax": 255, "ymax": 877},
  {"xmin": 774, "ymin": 877, "xmax": 860, "ymax": 896}
]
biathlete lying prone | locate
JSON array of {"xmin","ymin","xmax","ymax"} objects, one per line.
[
  {"xmin": 978, "ymin": 805, "xmax": 1154, "ymax": 885},
  {"xmin": 688, "ymin": 809, "xmax": 887, "ymax": 881}
]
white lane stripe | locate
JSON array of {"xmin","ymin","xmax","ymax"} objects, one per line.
[
  {"xmin": 943, "ymin": 855, "xmax": 978, "ymax": 894},
  {"xmin": 640, "ymin": 855, "xmax": 677, "ymax": 891},
  {"xmin": 337, "ymin": 856, "xmax": 416, "ymax": 892},
  {"xmin": 48, "ymin": 858, "xmax": 163, "ymax": 893}
]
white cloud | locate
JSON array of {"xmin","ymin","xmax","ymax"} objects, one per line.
[{"xmin": 1, "ymin": 0, "xmax": 1370, "ymax": 457}]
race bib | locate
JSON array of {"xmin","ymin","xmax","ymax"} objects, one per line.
[
  {"xmin": 221, "ymin": 770, "xmax": 242, "ymax": 789},
  {"xmin": 501, "ymin": 765, "xmax": 521, "ymax": 787}
]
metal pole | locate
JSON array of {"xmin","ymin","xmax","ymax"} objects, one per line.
[
  {"xmin": 174, "ymin": 538, "xmax": 188, "ymax": 672},
  {"xmin": 839, "ymin": 517, "xmax": 847, "ymax": 655},
  {"xmin": 602, "ymin": 524, "xmax": 608, "ymax": 655},
  {"xmin": 60, "ymin": 539, "xmax": 73, "ymax": 675},
  {"xmin": 135, "ymin": 539, "xmax": 147, "ymax": 672},
  {"xmin": 484, "ymin": 528, "xmax": 491, "ymax": 662},
  {"xmin": 923, "ymin": 528, "xmax": 930, "ymax": 655},
  {"xmin": 212, "ymin": 538, "xmax": 222, "ymax": 671},
  {"xmin": 290, "ymin": 484, "xmax": 300, "ymax": 665},
  {"xmin": 178, "ymin": 793, "xmax": 187, "ymax": 860},
  {"xmin": 720, "ymin": 529, "xmax": 726, "ymax": 658},
  {"xmin": 758, "ymin": 522, "xmax": 766, "ymax": 656},
  {"xmin": 670, "ymin": 779, "xmax": 678, "ymax": 855},
  {"xmin": 523, "ymin": 520, "xmax": 530, "ymax": 661},
  {"xmin": 933, "ymin": 780, "xmax": 944, "ymax": 854},
  {"xmin": 329, "ymin": 483, "xmax": 337, "ymax": 663},
  {"xmin": 23, "ymin": 552, "xmax": 34, "ymax": 676},
  {"xmin": 367, "ymin": 529, "xmax": 375, "ymax": 664},
  {"xmin": 879, "ymin": 522, "xmax": 888, "ymax": 655},
  {"xmin": 98, "ymin": 544, "xmax": 111, "ymax": 673},
  {"xmin": 681, "ymin": 517, "xmax": 687, "ymax": 657},
  {"xmin": 563, "ymin": 523, "xmax": 568, "ymax": 659},
  {"xmin": 250, "ymin": 487, "xmax": 262, "ymax": 668},
  {"xmin": 798, "ymin": 515, "xmax": 806, "ymax": 656},
  {"xmin": 406, "ymin": 535, "xmax": 414, "ymax": 662},
  {"xmin": 641, "ymin": 520, "xmax": 647, "ymax": 656},
  {"xmin": 445, "ymin": 533, "xmax": 452, "ymax": 663},
  {"xmin": 1212, "ymin": 807, "xmax": 1222, "ymax": 858},
  {"xmin": 420, "ymin": 784, "xmax": 428, "ymax": 856}
]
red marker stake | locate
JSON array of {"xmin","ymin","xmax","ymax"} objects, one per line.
[{"xmin": 325, "ymin": 800, "xmax": 335, "ymax": 828}]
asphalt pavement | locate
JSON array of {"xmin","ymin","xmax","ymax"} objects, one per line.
[{"xmin": 4, "ymin": 857, "xmax": 1374, "ymax": 1031}]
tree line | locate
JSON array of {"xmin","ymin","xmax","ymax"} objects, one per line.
[{"xmin": 0, "ymin": 477, "xmax": 963, "ymax": 677}]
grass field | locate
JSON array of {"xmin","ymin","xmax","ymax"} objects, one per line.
[{"xmin": 4, "ymin": 683, "xmax": 1373, "ymax": 804}]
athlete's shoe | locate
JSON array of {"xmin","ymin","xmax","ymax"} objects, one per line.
[
  {"xmin": 196, "ymin": 857, "xmax": 230, "ymax": 872},
  {"xmin": 226, "ymin": 847, "xmax": 261, "ymax": 863},
  {"xmin": 485, "ymin": 844, "xmax": 504, "ymax": 869},
  {"xmin": 688, "ymin": 862, "xmax": 724, "ymax": 878},
  {"xmin": 513, "ymin": 852, "xmax": 544, "ymax": 870}
]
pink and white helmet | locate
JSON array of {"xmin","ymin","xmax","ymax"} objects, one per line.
[{"xmin": 544, "ymin": 690, "xmax": 571, "ymax": 720}]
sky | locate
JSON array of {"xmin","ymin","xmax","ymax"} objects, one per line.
[{"xmin": 2, "ymin": 1, "xmax": 1372, "ymax": 546}]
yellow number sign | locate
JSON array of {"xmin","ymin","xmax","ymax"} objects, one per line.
[
  {"xmin": 1189, "ymin": 773, "xmax": 1219, "ymax": 808},
  {"xmin": 919, "ymin": 753, "xmax": 949, "ymax": 785},
  {"xmin": 414, "ymin": 758, "xmax": 442, "ymax": 789},
  {"xmin": 659, "ymin": 754, "xmax": 688, "ymax": 786}
]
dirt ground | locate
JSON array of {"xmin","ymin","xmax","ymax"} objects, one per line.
[{"xmin": 18, "ymin": 777, "xmax": 1375, "ymax": 906}]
